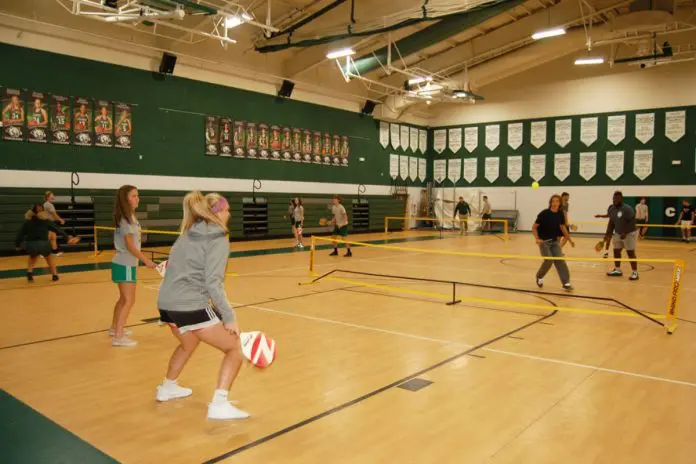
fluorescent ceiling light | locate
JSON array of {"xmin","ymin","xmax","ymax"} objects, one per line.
[
  {"xmin": 574, "ymin": 57, "xmax": 604, "ymax": 65},
  {"xmin": 225, "ymin": 12, "xmax": 252, "ymax": 29},
  {"xmin": 418, "ymin": 89, "xmax": 441, "ymax": 97},
  {"xmin": 531, "ymin": 28, "xmax": 566, "ymax": 40},
  {"xmin": 452, "ymin": 90, "xmax": 469, "ymax": 98},
  {"xmin": 326, "ymin": 48, "xmax": 355, "ymax": 59},
  {"xmin": 408, "ymin": 76, "xmax": 433, "ymax": 85}
]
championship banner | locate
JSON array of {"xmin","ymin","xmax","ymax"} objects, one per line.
[
  {"xmin": 114, "ymin": 103, "xmax": 132, "ymax": 149},
  {"xmin": 312, "ymin": 130, "xmax": 322, "ymax": 164},
  {"xmin": 205, "ymin": 116, "xmax": 219, "ymax": 156},
  {"xmin": 51, "ymin": 94, "xmax": 71, "ymax": 145},
  {"xmin": 246, "ymin": 122, "xmax": 258, "ymax": 158},
  {"xmin": 270, "ymin": 125, "xmax": 281, "ymax": 159},
  {"xmin": 340, "ymin": 135, "xmax": 349, "ymax": 166},
  {"xmin": 281, "ymin": 126, "xmax": 292, "ymax": 161},
  {"xmin": 332, "ymin": 135, "xmax": 341, "ymax": 165},
  {"xmin": 233, "ymin": 120, "xmax": 245, "ymax": 157},
  {"xmin": 94, "ymin": 100, "xmax": 114, "ymax": 148},
  {"xmin": 322, "ymin": 132, "xmax": 332, "ymax": 164},
  {"xmin": 292, "ymin": 128, "xmax": 302, "ymax": 161},
  {"xmin": 219, "ymin": 118, "xmax": 233, "ymax": 156},
  {"xmin": 258, "ymin": 123, "xmax": 270, "ymax": 159},
  {"xmin": 73, "ymin": 97, "xmax": 93, "ymax": 146},
  {"xmin": 2, "ymin": 87, "xmax": 25, "ymax": 141},
  {"xmin": 27, "ymin": 91, "xmax": 49, "ymax": 143}
]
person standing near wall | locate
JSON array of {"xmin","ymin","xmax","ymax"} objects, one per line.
[
  {"xmin": 453, "ymin": 197, "xmax": 471, "ymax": 235},
  {"xmin": 635, "ymin": 197, "xmax": 649, "ymax": 239},
  {"xmin": 532, "ymin": 194, "xmax": 574, "ymax": 291},
  {"xmin": 605, "ymin": 191, "xmax": 639, "ymax": 281},
  {"xmin": 293, "ymin": 198, "xmax": 305, "ymax": 249},
  {"xmin": 43, "ymin": 191, "xmax": 65, "ymax": 256},
  {"xmin": 286, "ymin": 198, "xmax": 297, "ymax": 245},
  {"xmin": 329, "ymin": 195, "xmax": 351, "ymax": 257},
  {"xmin": 481, "ymin": 196, "xmax": 492, "ymax": 231},
  {"xmin": 676, "ymin": 199, "xmax": 695, "ymax": 242}
]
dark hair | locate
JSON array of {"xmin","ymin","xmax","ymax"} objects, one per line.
[
  {"xmin": 113, "ymin": 185, "xmax": 137, "ymax": 226},
  {"xmin": 296, "ymin": 198, "xmax": 303, "ymax": 206},
  {"xmin": 549, "ymin": 194, "xmax": 562, "ymax": 208},
  {"xmin": 614, "ymin": 190, "xmax": 623, "ymax": 197},
  {"xmin": 25, "ymin": 203, "xmax": 44, "ymax": 220},
  {"xmin": 333, "ymin": 195, "xmax": 342, "ymax": 203},
  {"xmin": 459, "ymin": 196, "xmax": 464, "ymax": 200},
  {"xmin": 291, "ymin": 198, "xmax": 297, "ymax": 207},
  {"xmin": 483, "ymin": 196, "xmax": 488, "ymax": 200},
  {"xmin": 561, "ymin": 192, "xmax": 569, "ymax": 197}
]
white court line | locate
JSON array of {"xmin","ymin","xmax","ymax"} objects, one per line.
[{"xmin": 233, "ymin": 301, "xmax": 696, "ymax": 389}]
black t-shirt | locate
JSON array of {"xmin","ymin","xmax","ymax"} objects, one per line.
[
  {"xmin": 535, "ymin": 208, "xmax": 565, "ymax": 241},
  {"xmin": 681, "ymin": 206, "xmax": 694, "ymax": 222}
]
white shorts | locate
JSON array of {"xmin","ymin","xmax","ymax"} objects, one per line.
[{"xmin": 681, "ymin": 220, "xmax": 692, "ymax": 229}]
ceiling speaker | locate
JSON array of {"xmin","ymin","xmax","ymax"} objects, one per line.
[
  {"xmin": 159, "ymin": 53, "xmax": 177, "ymax": 75},
  {"xmin": 278, "ymin": 80, "xmax": 295, "ymax": 98}
]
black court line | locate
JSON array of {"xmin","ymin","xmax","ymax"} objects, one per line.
[
  {"xmin": 0, "ymin": 322, "xmax": 153, "ymax": 351},
  {"xmin": 507, "ymin": 336, "xmax": 524, "ymax": 340},
  {"xmin": 467, "ymin": 353, "xmax": 486, "ymax": 359},
  {"xmin": 202, "ymin": 307, "xmax": 558, "ymax": 463}
]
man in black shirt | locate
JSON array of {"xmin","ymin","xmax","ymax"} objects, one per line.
[
  {"xmin": 605, "ymin": 191, "xmax": 639, "ymax": 280},
  {"xmin": 532, "ymin": 194, "xmax": 575, "ymax": 290},
  {"xmin": 676, "ymin": 199, "xmax": 694, "ymax": 242},
  {"xmin": 453, "ymin": 196, "xmax": 471, "ymax": 235}
]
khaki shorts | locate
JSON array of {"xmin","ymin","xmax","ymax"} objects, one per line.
[
  {"xmin": 681, "ymin": 220, "xmax": 693, "ymax": 229},
  {"xmin": 612, "ymin": 230, "xmax": 637, "ymax": 251}
]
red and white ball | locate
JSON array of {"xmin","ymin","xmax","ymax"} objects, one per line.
[{"xmin": 240, "ymin": 331, "xmax": 277, "ymax": 369}]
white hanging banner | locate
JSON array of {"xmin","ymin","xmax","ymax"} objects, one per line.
[
  {"xmin": 580, "ymin": 117, "xmax": 598, "ymax": 147},
  {"xmin": 433, "ymin": 129, "xmax": 446, "ymax": 154},
  {"xmin": 554, "ymin": 153, "xmax": 571, "ymax": 181},
  {"xmin": 529, "ymin": 154, "xmax": 546, "ymax": 181},
  {"xmin": 464, "ymin": 127, "xmax": 478, "ymax": 153},
  {"xmin": 418, "ymin": 158, "xmax": 426, "ymax": 181},
  {"xmin": 605, "ymin": 151, "xmax": 624, "ymax": 181},
  {"xmin": 508, "ymin": 122, "xmax": 523, "ymax": 150},
  {"xmin": 531, "ymin": 121, "xmax": 546, "ymax": 148},
  {"xmin": 463, "ymin": 158, "xmax": 478, "ymax": 183},
  {"xmin": 607, "ymin": 115, "xmax": 626, "ymax": 145},
  {"xmin": 447, "ymin": 158, "xmax": 462, "ymax": 183},
  {"xmin": 634, "ymin": 150, "xmax": 653, "ymax": 180},
  {"xmin": 410, "ymin": 127, "xmax": 419, "ymax": 151},
  {"xmin": 409, "ymin": 157, "xmax": 418, "ymax": 181},
  {"xmin": 578, "ymin": 152, "xmax": 597, "ymax": 181},
  {"xmin": 433, "ymin": 159, "xmax": 447, "ymax": 183},
  {"xmin": 485, "ymin": 157, "xmax": 500, "ymax": 182},
  {"xmin": 448, "ymin": 127, "xmax": 462, "ymax": 153},
  {"xmin": 389, "ymin": 154, "xmax": 399, "ymax": 179},
  {"xmin": 379, "ymin": 121, "xmax": 389, "ymax": 148},
  {"xmin": 507, "ymin": 155, "xmax": 522, "ymax": 183},
  {"xmin": 401, "ymin": 125, "xmax": 411, "ymax": 151},
  {"xmin": 399, "ymin": 155, "xmax": 409, "ymax": 180},
  {"xmin": 419, "ymin": 129, "xmax": 427, "ymax": 153},
  {"xmin": 390, "ymin": 123, "xmax": 401, "ymax": 149},
  {"xmin": 635, "ymin": 113, "xmax": 655, "ymax": 144},
  {"xmin": 665, "ymin": 110, "xmax": 686, "ymax": 142},
  {"xmin": 485, "ymin": 124, "xmax": 500, "ymax": 150},
  {"xmin": 554, "ymin": 119, "xmax": 572, "ymax": 147}
]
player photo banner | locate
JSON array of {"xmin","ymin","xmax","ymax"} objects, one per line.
[
  {"xmin": 73, "ymin": 97, "xmax": 93, "ymax": 146},
  {"xmin": 2, "ymin": 87, "xmax": 25, "ymax": 141},
  {"xmin": 302, "ymin": 129, "xmax": 312, "ymax": 163},
  {"xmin": 114, "ymin": 102, "xmax": 132, "ymax": 149},
  {"xmin": 205, "ymin": 116, "xmax": 219, "ymax": 156},
  {"xmin": 51, "ymin": 94, "xmax": 71, "ymax": 145},
  {"xmin": 246, "ymin": 122, "xmax": 258, "ymax": 158},
  {"xmin": 233, "ymin": 120, "xmax": 245, "ymax": 158},
  {"xmin": 219, "ymin": 118, "xmax": 233, "ymax": 156},
  {"xmin": 282, "ymin": 126, "xmax": 292, "ymax": 161},
  {"xmin": 332, "ymin": 135, "xmax": 341, "ymax": 165},
  {"xmin": 340, "ymin": 135, "xmax": 349, "ymax": 166},
  {"xmin": 270, "ymin": 125, "xmax": 281, "ymax": 160},
  {"xmin": 312, "ymin": 130, "xmax": 322, "ymax": 164},
  {"xmin": 322, "ymin": 132, "xmax": 332, "ymax": 165},
  {"xmin": 258, "ymin": 123, "xmax": 270, "ymax": 159},
  {"xmin": 94, "ymin": 100, "xmax": 114, "ymax": 148},
  {"xmin": 27, "ymin": 91, "xmax": 49, "ymax": 143},
  {"xmin": 292, "ymin": 128, "xmax": 302, "ymax": 162}
]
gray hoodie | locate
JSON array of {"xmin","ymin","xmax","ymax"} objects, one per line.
[{"xmin": 157, "ymin": 221, "xmax": 235, "ymax": 324}]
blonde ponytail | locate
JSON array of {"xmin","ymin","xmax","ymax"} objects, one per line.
[{"xmin": 180, "ymin": 191, "xmax": 229, "ymax": 233}]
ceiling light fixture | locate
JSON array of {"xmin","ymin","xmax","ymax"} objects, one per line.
[
  {"xmin": 326, "ymin": 48, "xmax": 356, "ymax": 59},
  {"xmin": 574, "ymin": 57, "xmax": 605, "ymax": 65},
  {"xmin": 408, "ymin": 76, "xmax": 433, "ymax": 85},
  {"xmin": 225, "ymin": 12, "xmax": 252, "ymax": 29},
  {"xmin": 531, "ymin": 28, "xmax": 566, "ymax": 40}
]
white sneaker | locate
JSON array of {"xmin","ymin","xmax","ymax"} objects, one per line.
[
  {"xmin": 112, "ymin": 336, "xmax": 137, "ymax": 347},
  {"xmin": 108, "ymin": 328, "xmax": 132, "ymax": 337},
  {"xmin": 156, "ymin": 383, "xmax": 193, "ymax": 402},
  {"xmin": 536, "ymin": 277, "xmax": 543, "ymax": 288},
  {"xmin": 207, "ymin": 401, "xmax": 250, "ymax": 420},
  {"xmin": 298, "ymin": 243, "xmax": 304, "ymax": 249},
  {"xmin": 55, "ymin": 251, "xmax": 64, "ymax": 257}
]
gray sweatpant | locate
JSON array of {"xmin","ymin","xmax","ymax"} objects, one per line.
[{"xmin": 537, "ymin": 240, "xmax": 570, "ymax": 284}]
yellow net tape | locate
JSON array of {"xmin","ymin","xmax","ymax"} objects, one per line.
[
  {"xmin": 92, "ymin": 226, "xmax": 180, "ymax": 257},
  {"xmin": 384, "ymin": 216, "xmax": 509, "ymax": 240}
]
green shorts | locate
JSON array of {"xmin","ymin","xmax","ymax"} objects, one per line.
[
  {"xmin": 333, "ymin": 225, "xmax": 348, "ymax": 237},
  {"xmin": 111, "ymin": 262, "xmax": 137, "ymax": 283}
]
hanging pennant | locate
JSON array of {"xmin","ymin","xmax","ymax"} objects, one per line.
[
  {"xmin": 507, "ymin": 155, "xmax": 522, "ymax": 183},
  {"xmin": 234, "ymin": 121, "xmax": 246, "ymax": 158},
  {"xmin": 508, "ymin": 122, "xmax": 523, "ymax": 150},
  {"xmin": 400, "ymin": 155, "xmax": 410, "ymax": 180},
  {"xmin": 390, "ymin": 154, "xmax": 400, "ymax": 179},
  {"xmin": 219, "ymin": 118, "xmax": 233, "ymax": 156},
  {"xmin": 605, "ymin": 151, "xmax": 624, "ymax": 181},
  {"xmin": 485, "ymin": 124, "xmax": 500, "ymax": 150},
  {"xmin": 433, "ymin": 159, "xmax": 447, "ymax": 183},
  {"xmin": 379, "ymin": 121, "xmax": 389, "ymax": 148},
  {"xmin": 448, "ymin": 127, "xmax": 462, "ymax": 153},
  {"xmin": 633, "ymin": 150, "xmax": 653, "ymax": 180},
  {"xmin": 580, "ymin": 117, "xmax": 598, "ymax": 147},
  {"xmin": 463, "ymin": 127, "xmax": 478, "ymax": 153},
  {"xmin": 409, "ymin": 157, "xmax": 418, "ymax": 180},
  {"xmin": 410, "ymin": 127, "xmax": 419, "ymax": 152},
  {"xmin": 530, "ymin": 121, "xmax": 546, "ymax": 148},
  {"xmin": 419, "ymin": 129, "xmax": 427, "ymax": 153},
  {"xmin": 281, "ymin": 126, "xmax": 292, "ymax": 161},
  {"xmin": 418, "ymin": 158, "xmax": 426, "ymax": 181},
  {"xmin": 635, "ymin": 113, "xmax": 654, "ymax": 144},
  {"xmin": 485, "ymin": 157, "xmax": 500, "ymax": 183},
  {"xmin": 607, "ymin": 115, "xmax": 626, "ymax": 145},
  {"xmin": 258, "ymin": 123, "xmax": 270, "ymax": 159},
  {"xmin": 529, "ymin": 154, "xmax": 546, "ymax": 181},
  {"xmin": 665, "ymin": 110, "xmax": 686, "ymax": 142},
  {"xmin": 554, "ymin": 153, "xmax": 571, "ymax": 181},
  {"xmin": 463, "ymin": 158, "xmax": 478, "ymax": 183},
  {"xmin": 433, "ymin": 129, "xmax": 446, "ymax": 153},
  {"xmin": 27, "ymin": 91, "xmax": 49, "ymax": 143},
  {"xmin": 448, "ymin": 158, "xmax": 462, "ymax": 183},
  {"xmin": 390, "ymin": 123, "xmax": 401, "ymax": 149},
  {"xmin": 401, "ymin": 125, "xmax": 410, "ymax": 151},
  {"xmin": 554, "ymin": 119, "xmax": 571, "ymax": 148},
  {"xmin": 579, "ymin": 152, "xmax": 597, "ymax": 181}
]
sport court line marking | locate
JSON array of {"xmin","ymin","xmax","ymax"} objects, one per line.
[{"xmin": 235, "ymin": 301, "xmax": 696, "ymax": 389}]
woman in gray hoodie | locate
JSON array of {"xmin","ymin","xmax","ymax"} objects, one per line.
[{"xmin": 156, "ymin": 191, "xmax": 249, "ymax": 420}]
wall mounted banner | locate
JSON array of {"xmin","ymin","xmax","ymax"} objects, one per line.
[
  {"xmin": 390, "ymin": 123, "xmax": 401, "ymax": 149},
  {"xmin": 234, "ymin": 121, "xmax": 246, "ymax": 158},
  {"xmin": 448, "ymin": 127, "xmax": 462, "ymax": 153},
  {"xmin": 484, "ymin": 157, "xmax": 500, "ymax": 183},
  {"xmin": 463, "ymin": 157, "xmax": 478, "ymax": 183},
  {"xmin": 291, "ymin": 127, "xmax": 302, "ymax": 161},
  {"xmin": 554, "ymin": 153, "xmax": 571, "ymax": 181},
  {"xmin": 409, "ymin": 156, "xmax": 418, "ymax": 180},
  {"xmin": 270, "ymin": 124, "xmax": 281, "ymax": 159},
  {"xmin": 531, "ymin": 121, "xmax": 546, "ymax": 148},
  {"xmin": 485, "ymin": 124, "xmax": 500, "ymax": 150},
  {"xmin": 301, "ymin": 129, "xmax": 312, "ymax": 163},
  {"xmin": 634, "ymin": 149, "xmax": 653, "ymax": 180},
  {"xmin": 433, "ymin": 159, "xmax": 447, "ymax": 183},
  {"xmin": 51, "ymin": 94, "xmax": 71, "ymax": 145},
  {"xmin": 331, "ymin": 134, "xmax": 341, "ymax": 165},
  {"xmin": 635, "ymin": 113, "xmax": 655, "ymax": 144},
  {"xmin": 463, "ymin": 126, "xmax": 478, "ymax": 153},
  {"xmin": 554, "ymin": 119, "xmax": 571, "ymax": 148},
  {"xmin": 204, "ymin": 116, "xmax": 219, "ymax": 156},
  {"xmin": 2, "ymin": 87, "xmax": 25, "ymax": 141},
  {"xmin": 579, "ymin": 152, "xmax": 597, "ymax": 181},
  {"xmin": 73, "ymin": 97, "xmax": 93, "ymax": 146},
  {"xmin": 312, "ymin": 130, "xmax": 322, "ymax": 163},
  {"xmin": 258, "ymin": 123, "xmax": 270, "ymax": 159},
  {"xmin": 281, "ymin": 126, "xmax": 292, "ymax": 161},
  {"xmin": 605, "ymin": 151, "xmax": 624, "ymax": 181},
  {"xmin": 246, "ymin": 122, "xmax": 258, "ymax": 158},
  {"xmin": 401, "ymin": 124, "xmax": 410, "ymax": 151},
  {"xmin": 410, "ymin": 127, "xmax": 419, "ymax": 152},
  {"xmin": 665, "ymin": 110, "xmax": 685, "ymax": 142},
  {"xmin": 529, "ymin": 154, "xmax": 546, "ymax": 181},
  {"xmin": 400, "ymin": 155, "xmax": 409, "ymax": 180},
  {"xmin": 340, "ymin": 135, "xmax": 349, "ymax": 166},
  {"xmin": 322, "ymin": 132, "xmax": 332, "ymax": 164},
  {"xmin": 507, "ymin": 155, "xmax": 522, "ymax": 182},
  {"xmin": 94, "ymin": 100, "xmax": 114, "ymax": 148},
  {"xmin": 418, "ymin": 158, "xmax": 426, "ymax": 181},
  {"xmin": 580, "ymin": 117, "xmax": 598, "ymax": 146},
  {"xmin": 26, "ymin": 91, "xmax": 48, "ymax": 143},
  {"xmin": 390, "ymin": 154, "xmax": 399, "ymax": 179},
  {"xmin": 448, "ymin": 158, "xmax": 462, "ymax": 183},
  {"xmin": 607, "ymin": 114, "xmax": 626, "ymax": 145},
  {"xmin": 433, "ymin": 129, "xmax": 446, "ymax": 153},
  {"xmin": 507, "ymin": 122, "xmax": 523, "ymax": 149},
  {"xmin": 219, "ymin": 118, "xmax": 233, "ymax": 156},
  {"xmin": 379, "ymin": 121, "xmax": 389, "ymax": 148},
  {"xmin": 419, "ymin": 129, "xmax": 427, "ymax": 153}
]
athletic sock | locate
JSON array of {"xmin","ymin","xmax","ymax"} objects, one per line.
[
  {"xmin": 212, "ymin": 389, "xmax": 229, "ymax": 404},
  {"xmin": 163, "ymin": 378, "xmax": 178, "ymax": 389}
]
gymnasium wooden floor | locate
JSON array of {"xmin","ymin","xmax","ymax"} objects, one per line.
[{"xmin": 1, "ymin": 230, "xmax": 695, "ymax": 463}]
